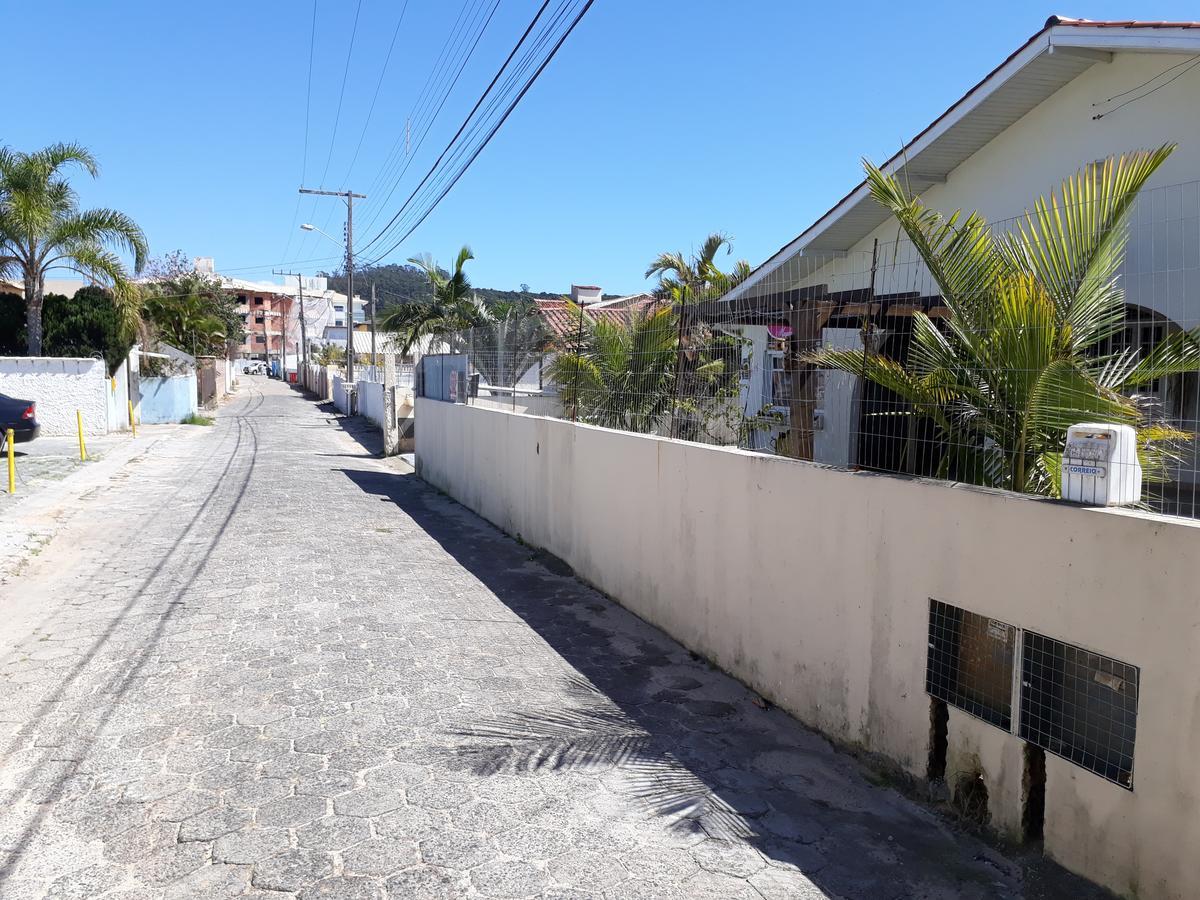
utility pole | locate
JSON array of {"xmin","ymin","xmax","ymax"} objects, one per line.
[
  {"xmin": 261, "ymin": 310, "xmax": 271, "ymax": 373},
  {"xmin": 274, "ymin": 270, "xmax": 309, "ymax": 384},
  {"xmin": 370, "ymin": 282, "xmax": 378, "ymax": 373},
  {"xmin": 299, "ymin": 187, "xmax": 365, "ymax": 387}
]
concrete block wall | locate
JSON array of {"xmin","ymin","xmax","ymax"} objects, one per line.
[
  {"xmin": 0, "ymin": 357, "xmax": 110, "ymax": 435},
  {"xmin": 416, "ymin": 398, "xmax": 1200, "ymax": 900}
]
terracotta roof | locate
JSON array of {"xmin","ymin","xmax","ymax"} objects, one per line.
[
  {"xmin": 536, "ymin": 297, "xmax": 659, "ymax": 341},
  {"xmin": 1048, "ymin": 16, "xmax": 1200, "ymax": 29}
]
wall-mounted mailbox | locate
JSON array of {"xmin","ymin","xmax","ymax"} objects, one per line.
[{"xmin": 1061, "ymin": 423, "xmax": 1141, "ymax": 507}]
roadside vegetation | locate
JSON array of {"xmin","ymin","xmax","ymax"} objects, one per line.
[{"xmin": 807, "ymin": 146, "xmax": 1200, "ymax": 496}]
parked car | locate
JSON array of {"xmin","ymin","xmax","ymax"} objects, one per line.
[
  {"xmin": 243, "ymin": 361, "xmax": 268, "ymax": 376},
  {"xmin": 0, "ymin": 393, "xmax": 39, "ymax": 447}
]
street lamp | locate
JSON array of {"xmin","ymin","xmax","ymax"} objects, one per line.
[
  {"xmin": 298, "ymin": 186, "xmax": 365, "ymax": 385},
  {"xmin": 300, "ymin": 222, "xmax": 358, "ymax": 374}
]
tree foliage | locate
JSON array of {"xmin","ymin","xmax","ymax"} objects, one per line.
[
  {"xmin": 0, "ymin": 286, "xmax": 134, "ymax": 373},
  {"xmin": 807, "ymin": 146, "xmax": 1199, "ymax": 495},
  {"xmin": 141, "ymin": 266, "xmax": 244, "ymax": 357},
  {"xmin": 0, "ymin": 142, "xmax": 147, "ymax": 354}
]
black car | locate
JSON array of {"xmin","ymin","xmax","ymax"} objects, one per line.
[{"xmin": 0, "ymin": 393, "xmax": 39, "ymax": 447}]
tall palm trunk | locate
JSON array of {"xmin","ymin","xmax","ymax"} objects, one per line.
[{"xmin": 24, "ymin": 271, "xmax": 43, "ymax": 356}]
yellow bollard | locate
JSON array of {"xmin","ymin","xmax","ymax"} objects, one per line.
[
  {"xmin": 6, "ymin": 428, "xmax": 13, "ymax": 494},
  {"xmin": 128, "ymin": 400, "xmax": 137, "ymax": 437},
  {"xmin": 76, "ymin": 410, "xmax": 88, "ymax": 461}
]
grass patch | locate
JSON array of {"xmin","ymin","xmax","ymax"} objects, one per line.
[{"xmin": 180, "ymin": 413, "xmax": 214, "ymax": 426}]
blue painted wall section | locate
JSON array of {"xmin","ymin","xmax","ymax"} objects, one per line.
[{"xmin": 139, "ymin": 374, "xmax": 198, "ymax": 424}]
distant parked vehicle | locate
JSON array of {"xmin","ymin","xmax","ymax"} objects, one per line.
[
  {"xmin": 242, "ymin": 361, "xmax": 268, "ymax": 376},
  {"xmin": 0, "ymin": 393, "xmax": 39, "ymax": 447}
]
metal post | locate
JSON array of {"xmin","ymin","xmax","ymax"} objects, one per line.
[
  {"xmin": 261, "ymin": 310, "xmax": 270, "ymax": 374},
  {"xmin": 346, "ymin": 193, "xmax": 356, "ymax": 388},
  {"xmin": 6, "ymin": 428, "xmax": 14, "ymax": 494},
  {"xmin": 370, "ymin": 282, "xmax": 378, "ymax": 376},
  {"xmin": 76, "ymin": 410, "xmax": 87, "ymax": 461},
  {"xmin": 299, "ymin": 187, "xmax": 366, "ymax": 392},
  {"xmin": 128, "ymin": 400, "xmax": 137, "ymax": 437},
  {"xmin": 273, "ymin": 270, "xmax": 310, "ymax": 387}
]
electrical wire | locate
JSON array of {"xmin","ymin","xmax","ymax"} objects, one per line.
[
  {"xmin": 278, "ymin": 0, "xmax": 321, "ymax": 264},
  {"xmin": 306, "ymin": 0, "xmax": 496, "ymax": 265},
  {"xmin": 341, "ymin": 0, "xmax": 411, "ymax": 183},
  {"xmin": 360, "ymin": 0, "xmax": 558, "ymax": 254},
  {"xmin": 317, "ymin": 0, "xmax": 364, "ymax": 187},
  {"xmin": 1094, "ymin": 54, "xmax": 1200, "ymax": 120},
  {"xmin": 293, "ymin": 0, "xmax": 365, "ymax": 265},
  {"xmin": 359, "ymin": 0, "xmax": 486, "ymax": 202},
  {"xmin": 362, "ymin": 0, "xmax": 595, "ymax": 265},
  {"xmin": 358, "ymin": 0, "xmax": 503, "ymax": 236},
  {"xmin": 1092, "ymin": 53, "xmax": 1200, "ymax": 105},
  {"xmin": 365, "ymin": 0, "xmax": 574, "ymax": 254}
]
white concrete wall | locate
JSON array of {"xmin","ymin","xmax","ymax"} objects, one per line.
[
  {"xmin": 355, "ymin": 379, "xmax": 385, "ymax": 427},
  {"xmin": 105, "ymin": 362, "xmax": 131, "ymax": 432},
  {"xmin": 0, "ymin": 357, "xmax": 110, "ymax": 435},
  {"xmin": 417, "ymin": 399, "xmax": 1200, "ymax": 900},
  {"xmin": 332, "ymin": 375, "xmax": 350, "ymax": 415}
]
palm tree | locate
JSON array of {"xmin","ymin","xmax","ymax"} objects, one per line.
[
  {"xmin": 549, "ymin": 302, "xmax": 722, "ymax": 433},
  {"xmin": 645, "ymin": 232, "xmax": 752, "ymax": 303},
  {"xmin": 806, "ymin": 146, "xmax": 1200, "ymax": 495},
  {"xmin": 468, "ymin": 298, "xmax": 552, "ymax": 388},
  {"xmin": 0, "ymin": 143, "xmax": 148, "ymax": 354},
  {"xmin": 378, "ymin": 246, "xmax": 482, "ymax": 354}
]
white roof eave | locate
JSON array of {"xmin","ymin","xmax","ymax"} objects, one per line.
[{"xmin": 721, "ymin": 24, "xmax": 1200, "ymax": 305}]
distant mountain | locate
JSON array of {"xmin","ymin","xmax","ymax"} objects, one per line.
[
  {"xmin": 319, "ymin": 263, "xmax": 618, "ymax": 310},
  {"xmin": 321, "ymin": 263, "xmax": 570, "ymax": 310}
]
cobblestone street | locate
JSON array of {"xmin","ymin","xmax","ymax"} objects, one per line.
[{"xmin": 0, "ymin": 379, "xmax": 1102, "ymax": 899}]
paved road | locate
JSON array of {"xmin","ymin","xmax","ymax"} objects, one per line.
[{"xmin": 0, "ymin": 379, "xmax": 1102, "ymax": 899}]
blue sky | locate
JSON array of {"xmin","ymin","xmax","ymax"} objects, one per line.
[{"xmin": 4, "ymin": 1, "xmax": 1198, "ymax": 295}]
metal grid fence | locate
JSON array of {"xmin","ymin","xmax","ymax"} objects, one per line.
[
  {"xmin": 426, "ymin": 177, "xmax": 1200, "ymax": 519},
  {"xmin": 1019, "ymin": 631, "xmax": 1139, "ymax": 789},
  {"xmin": 926, "ymin": 600, "xmax": 1015, "ymax": 731}
]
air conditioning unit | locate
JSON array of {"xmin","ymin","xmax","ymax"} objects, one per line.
[{"xmin": 1061, "ymin": 423, "xmax": 1141, "ymax": 506}]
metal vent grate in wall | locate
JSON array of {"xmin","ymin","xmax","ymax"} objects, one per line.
[
  {"xmin": 926, "ymin": 600, "xmax": 1015, "ymax": 730},
  {"xmin": 1019, "ymin": 631, "xmax": 1139, "ymax": 789}
]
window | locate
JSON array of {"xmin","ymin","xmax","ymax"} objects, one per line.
[
  {"xmin": 255, "ymin": 335, "xmax": 266, "ymax": 344},
  {"xmin": 255, "ymin": 315, "xmax": 265, "ymax": 324},
  {"xmin": 335, "ymin": 319, "xmax": 344, "ymax": 327},
  {"xmin": 237, "ymin": 294, "xmax": 247, "ymax": 305},
  {"xmin": 926, "ymin": 600, "xmax": 1015, "ymax": 730},
  {"xmin": 254, "ymin": 297, "xmax": 264, "ymax": 306},
  {"xmin": 1020, "ymin": 632, "xmax": 1138, "ymax": 789}
]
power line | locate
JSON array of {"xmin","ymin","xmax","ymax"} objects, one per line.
[
  {"xmin": 317, "ymin": 0, "xmax": 364, "ymax": 187},
  {"xmin": 279, "ymin": 0, "xmax": 321, "ymax": 264},
  {"xmin": 303, "ymin": 0, "xmax": 486, "ymax": 265},
  {"xmin": 365, "ymin": 0, "xmax": 574, "ymax": 254},
  {"xmin": 363, "ymin": 0, "xmax": 596, "ymax": 264},
  {"xmin": 358, "ymin": 0, "xmax": 503, "ymax": 235},
  {"xmin": 360, "ymin": 0, "xmax": 486, "ymax": 202},
  {"xmin": 341, "ymin": 0, "xmax": 412, "ymax": 183},
  {"xmin": 294, "ymin": 0, "xmax": 365, "ymax": 265},
  {"xmin": 360, "ymin": 0, "xmax": 556, "ymax": 253}
]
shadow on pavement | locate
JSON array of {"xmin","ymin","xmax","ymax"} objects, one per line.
[{"xmin": 334, "ymin": 464, "xmax": 1111, "ymax": 900}]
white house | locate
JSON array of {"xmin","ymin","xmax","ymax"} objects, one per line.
[{"xmin": 711, "ymin": 17, "xmax": 1200, "ymax": 492}]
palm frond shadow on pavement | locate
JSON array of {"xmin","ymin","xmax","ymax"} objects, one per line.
[{"xmin": 443, "ymin": 674, "xmax": 757, "ymax": 842}]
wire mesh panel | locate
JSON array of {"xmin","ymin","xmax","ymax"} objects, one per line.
[
  {"xmin": 426, "ymin": 173, "xmax": 1200, "ymax": 520},
  {"xmin": 926, "ymin": 600, "xmax": 1015, "ymax": 730},
  {"xmin": 1019, "ymin": 631, "xmax": 1139, "ymax": 789}
]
